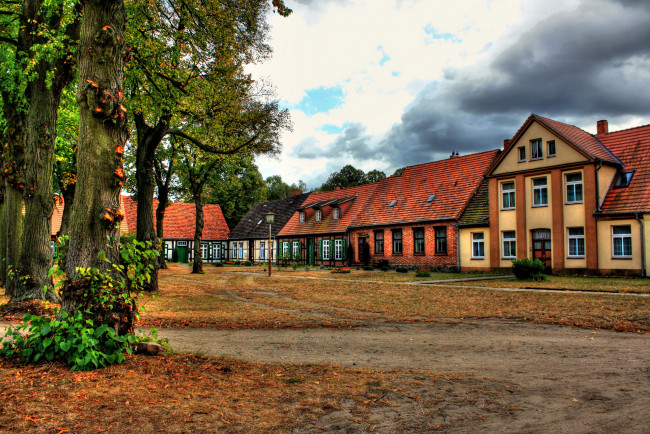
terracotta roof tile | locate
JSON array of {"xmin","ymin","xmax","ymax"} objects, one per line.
[
  {"xmin": 352, "ymin": 149, "xmax": 499, "ymax": 227},
  {"xmin": 598, "ymin": 124, "xmax": 650, "ymax": 214},
  {"xmin": 279, "ymin": 183, "xmax": 379, "ymax": 236}
]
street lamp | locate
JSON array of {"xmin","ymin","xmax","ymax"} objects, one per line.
[{"xmin": 265, "ymin": 212, "xmax": 275, "ymax": 277}]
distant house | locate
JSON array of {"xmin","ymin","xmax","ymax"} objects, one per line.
[
  {"xmin": 121, "ymin": 196, "xmax": 229, "ymax": 263},
  {"xmin": 278, "ymin": 183, "xmax": 379, "ymax": 267},
  {"xmin": 226, "ymin": 191, "xmax": 309, "ymax": 263},
  {"xmin": 477, "ymin": 114, "xmax": 650, "ymax": 275},
  {"xmin": 348, "ymin": 150, "xmax": 499, "ymax": 270},
  {"xmin": 52, "ymin": 196, "xmax": 230, "ymax": 263}
]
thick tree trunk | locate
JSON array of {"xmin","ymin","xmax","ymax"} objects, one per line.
[
  {"xmin": 62, "ymin": 0, "xmax": 131, "ymax": 333},
  {"xmin": 4, "ymin": 185, "xmax": 23, "ymax": 296},
  {"xmin": 12, "ymin": 73, "xmax": 60, "ymax": 302},
  {"xmin": 192, "ymin": 197, "xmax": 204, "ymax": 274},
  {"xmin": 0, "ymin": 201, "xmax": 5, "ymax": 287}
]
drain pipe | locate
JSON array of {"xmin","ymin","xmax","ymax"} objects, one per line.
[
  {"xmin": 635, "ymin": 213, "xmax": 646, "ymax": 277},
  {"xmin": 595, "ymin": 160, "xmax": 603, "ymax": 212}
]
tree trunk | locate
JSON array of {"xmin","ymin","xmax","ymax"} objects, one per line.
[
  {"xmin": 4, "ymin": 184, "xmax": 23, "ymax": 296},
  {"xmin": 192, "ymin": 197, "xmax": 204, "ymax": 274},
  {"xmin": 155, "ymin": 189, "xmax": 168, "ymax": 270},
  {"xmin": 12, "ymin": 73, "xmax": 60, "ymax": 302},
  {"xmin": 62, "ymin": 0, "xmax": 131, "ymax": 334},
  {"xmin": 57, "ymin": 183, "xmax": 75, "ymax": 237},
  {"xmin": 0, "ymin": 201, "xmax": 5, "ymax": 287}
]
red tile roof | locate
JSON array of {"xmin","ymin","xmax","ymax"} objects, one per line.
[
  {"xmin": 352, "ymin": 149, "xmax": 500, "ymax": 227},
  {"xmin": 279, "ymin": 183, "xmax": 379, "ymax": 236},
  {"xmin": 52, "ymin": 195, "xmax": 229, "ymax": 239},
  {"xmin": 598, "ymin": 124, "xmax": 650, "ymax": 213}
]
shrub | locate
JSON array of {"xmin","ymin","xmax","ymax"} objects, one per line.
[
  {"xmin": 244, "ymin": 261, "xmax": 252, "ymax": 266},
  {"xmin": 512, "ymin": 258, "xmax": 545, "ymax": 280},
  {"xmin": 532, "ymin": 272, "xmax": 547, "ymax": 281},
  {"xmin": 380, "ymin": 266, "xmax": 390, "ymax": 272},
  {"xmin": 213, "ymin": 262, "xmax": 224, "ymax": 267},
  {"xmin": 331, "ymin": 266, "xmax": 350, "ymax": 274},
  {"xmin": 233, "ymin": 260, "xmax": 241, "ymax": 266},
  {"xmin": 395, "ymin": 266, "xmax": 408, "ymax": 273},
  {"xmin": 362, "ymin": 265, "xmax": 374, "ymax": 271},
  {"xmin": 415, "ymin": 268, "xmax": 431, "ymax": 278}
]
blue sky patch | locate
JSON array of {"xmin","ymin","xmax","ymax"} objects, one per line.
[
  {"xmin": 293, "ymin": 85, "xmax": 345, "ymax": 115},
  {"xmin": 319, "ymin": 122, "xmax": 348, "ymax": 134},
  {"xmin": 378, "ymin": 46, "xmax": 390, "ymax": 66},
  {"xmin": 424, "ymin": 24, "xmax": 458, "ymax": 43}
]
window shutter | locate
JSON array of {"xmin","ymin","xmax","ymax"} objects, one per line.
[
  {"xmin": 319, "ymin": 240, "xmax": 323, "ymax": 260},
  {"xmin": 341, "ymin": 239, "xmax": 347, "ymax": 259}
]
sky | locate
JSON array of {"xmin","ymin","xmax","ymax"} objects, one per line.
[{"xmin": 250, "ymin": 0, "xmax": 650, "ymax": 189}]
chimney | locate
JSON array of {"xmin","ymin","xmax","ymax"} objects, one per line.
[
  {"xmin": 503, "ymin": 139, "xmax": 511, "ymax": 148},
  {"xmin": 334, "ymin": 186, "xmax": 341, "ymax": 191},
  {"xmin": 449, "ymin": 151, "xmax": 459, "ymax": 159},
  {"xmin": 293, "ymin": 189, "xmax": 301, "ymax": 196},
  {"xmin": 597, "ymin": 120, "xmax": 608, "ymax": 135}
]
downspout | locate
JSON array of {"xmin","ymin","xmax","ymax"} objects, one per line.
[
  {"xmin": 456, "ymin": 225, "xmax": 461, "ymax": 272},
  {"xmin": 635, "ymin": 213, "xmax": 645, "ymax": 277},
  {"xmin": 595, "ymin": 160, "xmax": 602, "ymax": 212}
]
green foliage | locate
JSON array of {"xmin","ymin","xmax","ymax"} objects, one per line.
[
  {"xmin": 532, "ymin": 272, "xmax": 548, "ymax": 281},
  {"xmin": 214, "ymin": 262, "xmax": 224, "ymax": 267},
  {"xmin": 244, "ymin": 261, "xmax": 253, "ymax": 266},
  {"xmin": 362, "ymin": 265, "xmax": 374, "ymax": 271},
  {"xmin": 265, "ymin": 175, "xmax": 305, "ymax": 201},
  {"xmin": 0, "ymin": 311, "xmax": 134, "ymax": 371},
  {"xmin": 512, "ymin": 258, "xmax": 545, "ymax": 280},
  {"xmin": 395, "ymin": 266, "xmax": 409, "ymax": 273},
  {"xmin": 415, "ymin": 268, "xmax": 431, "ymax": 278},
  {"xmin": 320, "ymin": 165, "xmax": 386, "ymax": 192}
]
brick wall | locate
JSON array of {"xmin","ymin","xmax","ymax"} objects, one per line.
[{"xmin": 349, "ymin": 221, "xmax": 459, "ymax": 269}]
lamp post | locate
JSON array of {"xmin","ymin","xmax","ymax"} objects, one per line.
[{"xmin": 265, "ymin": 212, "xmax": 275, "ymax": 277}]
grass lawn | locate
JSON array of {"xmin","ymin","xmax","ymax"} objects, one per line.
[{"xmin": 134, "ymin": 264, "xmax": 650, "ymax": 333}]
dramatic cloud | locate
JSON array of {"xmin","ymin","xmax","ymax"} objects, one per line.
[{"xmin": 253, "ymin": 0, "xmax": 650, "ymax": 189}]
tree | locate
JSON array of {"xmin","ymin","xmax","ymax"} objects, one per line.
[
  {"xmin": 124, "ymin": 0, "xmax": 290, "ymax": 290},
  {"xmin": 265, "ymin": 175, "xmax": 305, "ymax": 201},
  {"xmin": 366, "ymin": 169, "xmax": 386, "ymax": 184},
  {"xmin": 61, "ymin": 0, "xmax": 132, "ymax": 333},
  {"xmin": 0, "ymin": 0, "xmax": 79, "ymax": 301},
  {"xmin": 319, "ymin": 165, "xmax": 386, "ymax": 192},
  {"xmin": 206, "ymin": 161, "xmax": 267, "ymax": 230}
]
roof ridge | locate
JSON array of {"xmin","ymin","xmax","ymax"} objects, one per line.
[
  {"xmin": 600, "ymin": 123, "xmax": 650, "ymax": 135},
  {"xmin": 401, "ymin": 148, "xmax": 499, "ymax": 171}
]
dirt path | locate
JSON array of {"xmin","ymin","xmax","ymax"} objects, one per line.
[{"xmin": 152, "ymin": 318, "xmax": 649, "ymax": 432}]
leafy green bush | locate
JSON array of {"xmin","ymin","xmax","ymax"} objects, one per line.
[
  {"xmin": 362, "ymin": 265, "xmax": 374, "ymax": 271},
  {"xmin": 244, "ymin": 261, "xmax": 252, "ymax": 266},
  {"xmin": 415, "ymin": 268, "xmax": 431, "ymax": 278},
  {"xmin": 0, "ymin": 311, "xmax": 135, "ymax": 371},
  {"xmin": 512, "ymin": 258, "xmax": 545, "ymax": 280},
  {"xmin": 233, "ymin": 260, "xmax": 241, "ymax": 265},
  {"xmin": 213, "ymin": 262, "xmax": 224, "ymax": 267},
  {"xmin": 395, "ymin": 266, "xmax": 408, "ymax": 273},
  {"xmin": 532, "ymin": 272, "xmax": 547, "ymax": 281}
]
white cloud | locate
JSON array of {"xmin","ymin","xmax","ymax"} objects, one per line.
[{"xmin": 251, "ymin": 0, "xmax": 650, "ymax": 188}]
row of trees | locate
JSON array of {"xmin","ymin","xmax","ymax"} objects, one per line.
[{"xmin": 0, "ymin": 0, "xmax": 292, "ymax": 333}]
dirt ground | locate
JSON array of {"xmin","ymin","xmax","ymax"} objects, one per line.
[{"xmin": 152, "ymin": 317, "xmax": 649, "ymax": 432}]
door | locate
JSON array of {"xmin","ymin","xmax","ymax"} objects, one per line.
[
  {"xmin": 358, "ymin": 237, "xmax": 369, "ymax": 265},
  {"xmin": 532, "ymin": 229, "xmax": 551, "ymax": 271},
  {"xmin": 307, "ymin": 238, "xmax": 315, "ymax": 265},
  {"xmin": 176, "ymin": 245, "xmax": 188, "ymax": 263}
]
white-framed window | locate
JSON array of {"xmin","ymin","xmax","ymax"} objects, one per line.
[
  {"xmin": 566, "ymin": 173, "xmax": 583, "ymax": 203},
  {"xmin": 315, "ymin": 210, "xmax": 322, "ymax": 222},
  {"xmin": 238, "ymin": 242, "xmax": 244, "ymax": 259},
  {"xmin": 260, "ymin": 241, "xmax": 265, "ymax": 260},
  {"xmin": 502, "ymin": 231, "xmax": 516, "ymax": 258},
  {"xmin": 292, "ymin": 241, "xmax": 300, "ymax": 259},
  {"xmin": 612, "ymin": 225, "xmax": 632, "ymax": 258},
  {"xmin": 178, "ymin": 241, "xmax": 188, "ymax": 246},
  {"xmin": 531, "ymin": 138, "xmax": 543, "ymax": 160},
  {"xmin": 322, "ymin": 239, "xmax": 330, "ymax": 260},
  {"xmin": 334, "ymin": 239, "xmax": 343, "ymax": 260},
  {"xmin": 567, "ymin": 227, "xmax": 585, "ymax": 257},
  {"xmin": 518, "ymin": 146, "xmax": 526, "ymax": 162},
  {"xmin": 201, "ymin": 243, "xmax": 208, "ymax": 259},
  {"xmin": 501, "ymin": 181, "xmax": 515, "ymax": 209},
  {"xmin": 232, "ymin": 243, "xmax": 237, "ymax": 259},
  {"xmin": 212, "ymin": 244, "xmax": 219, "ymax": 259},
  {"xmin": 532, "ymin": 177, "xmax": 548, "ymax": 207},
  {"xmin": 472, "ymin": 232, "xmax": 485, "ymax": 258},
  {"xmin": 332, "ymin": 207, "xmax": 340, "ymax": 220},
  {"xmin": 547, "ymin": 140, "xmax": 556, "ymax": 157},
  {"xmin": 282, "ymin": 241, "xmax": 290, "ymax": 258},
  {"xmin": 299, "ymin": 212, "xmax": 305, "ymax": 223}
]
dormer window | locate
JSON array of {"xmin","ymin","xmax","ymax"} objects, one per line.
[
  {"xmin": 613, "ymin": 171, "xmax": 634, "ymax": 188},
  {"xmin": 426, "ymin": 195, "xmax": 436, "ymax": 204},
  {"xmin": 332, "ymin": 207, "xmax": 340, "ymax": 220},
  {"xmin": 315, "ymin": 209, "xmax": 322, "ymax": 222},
  {"xmin": 388, "ymin": 200, "xmax": 397, "ymax": 208},
  {"xmin": 299, "ymin": 211, "xmax": 305, "ymax": 223}
]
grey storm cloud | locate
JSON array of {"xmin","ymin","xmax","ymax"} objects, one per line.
[
  {"xmin": 292, "ymin": 123, "xmax": 374, "ymax": 160},
  {"xmin": 366, "ymin": 0, "xmax": 650, "ymax": 169}
]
